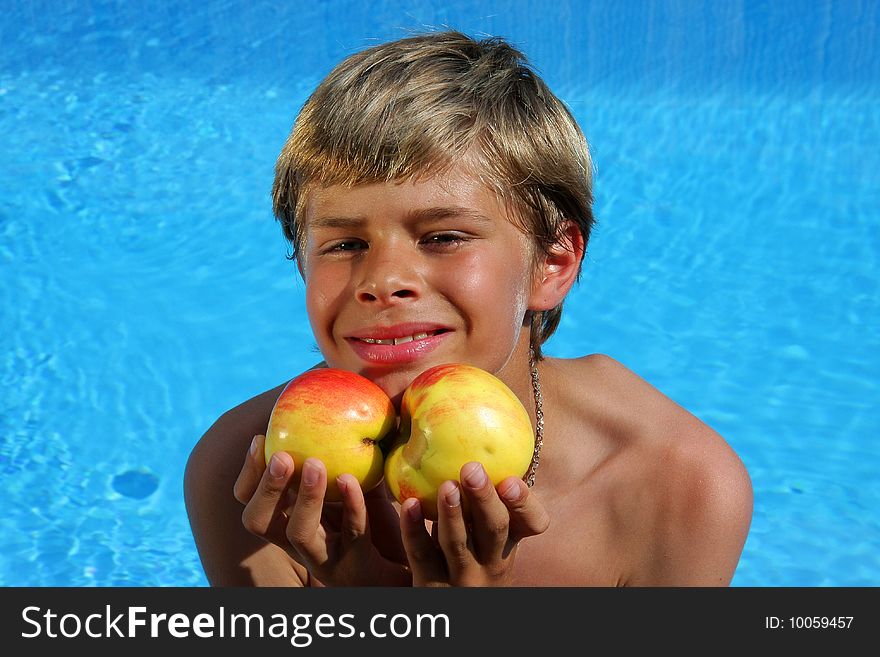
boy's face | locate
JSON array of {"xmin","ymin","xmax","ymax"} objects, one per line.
[{"xmin": 298, "ymin": 162, "xmax": 541, "ymax": 404}]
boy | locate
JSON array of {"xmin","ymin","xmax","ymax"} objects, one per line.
[{"xmin": 185, "ymin": 31, "xmax": 752, "ymax": 586}]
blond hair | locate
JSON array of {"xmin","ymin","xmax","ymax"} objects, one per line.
[{"xmin": 273, "ymin": 30, "xmax": 594, "ymax": 357}]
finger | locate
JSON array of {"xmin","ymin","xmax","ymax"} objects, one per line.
[
  {"xmin": 435, "ymin": 480, "xmax": 473, "ymax": 581},
  {"xmin": 285, "ymin": 458, "xmax": 330, "ymax": 567},
  {"xmin": 497, "ymin": 477, "xmax": 551, "ymax": 545},
  {"xmin": 240, "ymin": 450, "xmax": 297, "ymax": 547},
  {"xmin": 400, "ymin": 498, "xmax": 446, "ymax": 586},
  {"xmin": 460, "ymin": 462, "xmax": 509, "ymax": 562},
  {"xmin": 365, "ymin": 484, "xmax": 407, "ymax": 564},
  {"xmin": 233, "ymin": 435, "xmax": 267, "ymax": 504},
  {"xmin": 337, "ymin": 473, "xmax": 368, "ymax": 544}
]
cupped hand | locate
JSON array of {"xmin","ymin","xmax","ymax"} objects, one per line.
[
  {"xmin": 233, "ymin": 435, "xmax": 411, "ymax": 587},
  {"xmin": 399, "ymin": 462, "xmax": 551, "ymax": 586}
]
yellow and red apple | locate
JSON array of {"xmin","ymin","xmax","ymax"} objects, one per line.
[
  {"xmin": 264, "ymin": 368, "xmax": 396, "ymax": 502},
  {"xmin": 384, "ymin": 364, "xmax": 535, "ymax": 520}
]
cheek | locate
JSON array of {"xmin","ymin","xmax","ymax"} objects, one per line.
[
  {"xmin": 443, "ymin": 252, "xmax": 532, "ymax": 324},
  {"xmin": 304, "ymin": 265, "xmax": 349, "ymax": 330}
]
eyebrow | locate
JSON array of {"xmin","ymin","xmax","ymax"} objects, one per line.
[
  {"xmin": 309, "ymin": 215, "xmax": 366, "ymax": 229},
  {"xmin": 409, "ymin": 206, "xmax": 493, "ymax": 224},
  {"xmin": 309, "ymin": 206, "xmax": 493, "ymax": 229}
]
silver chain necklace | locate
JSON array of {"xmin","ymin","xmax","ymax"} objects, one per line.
[{"xmin": 525, "ymin": 347, "xmax": 544, "ymax": 488}]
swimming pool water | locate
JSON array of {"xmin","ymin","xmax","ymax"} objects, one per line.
[{"xmin": 2, "ymin": 0, "xmax": 878, "ymax": 586}]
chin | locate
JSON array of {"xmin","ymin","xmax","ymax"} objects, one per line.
[{"xmin": 359, "ymin": 370, "xmax": 412, "ymax": 410}]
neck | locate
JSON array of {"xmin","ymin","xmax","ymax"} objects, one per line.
[{"xmin": 496, "ymin": 331, "xmax": 543, "ymax": 433}]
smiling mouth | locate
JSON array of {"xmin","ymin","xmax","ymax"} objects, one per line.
[{"xmin": 355, "ymin": 329, "xmax": 450, "ymax": 346}]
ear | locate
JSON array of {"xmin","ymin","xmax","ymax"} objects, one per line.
[{"xmin": 528, "ymin": 221, "xmax": 585, "ymax": 311}]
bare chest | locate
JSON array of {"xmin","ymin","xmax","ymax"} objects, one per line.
[{"xmin": 506, "ymin": 484, "xmax": 626, "ymax": 586}]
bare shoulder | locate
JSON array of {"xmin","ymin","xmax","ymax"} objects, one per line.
[
  {"xmin": 184, "ymin": 380, "xmax": 307, "ymax": 586},
  {"xmin": 547, "ymin": 354, "xmax": 753, "ymax": 586},
  {"xmin": 191, "ymin": 382, "xmax": 289, "ymax": 467}
]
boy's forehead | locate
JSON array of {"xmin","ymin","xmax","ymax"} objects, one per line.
[{"xmin": 301, "ymin": 165, "xmax": 512, "ymax": 223}]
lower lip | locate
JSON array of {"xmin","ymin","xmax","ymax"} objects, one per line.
[{"xmin": 346, "ymin": 332, "xmax": 451, "ymax": 365}]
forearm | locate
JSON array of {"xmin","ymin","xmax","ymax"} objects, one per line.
[
  {"xmin": 231, "ymin": 545, "xmax": 310, "ymax": 587},
  {"xmin": 199, "ymin": 540, "xmax": 309, "ymax": 587}
]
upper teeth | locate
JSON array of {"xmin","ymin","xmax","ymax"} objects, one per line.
[{"xmin": 361, "ymin": 331, "xmax": 432, "ymax": 345}]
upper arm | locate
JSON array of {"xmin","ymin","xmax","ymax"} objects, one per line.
[
  {"xmin": 640, "ymin": 423, "xmax": 753, "ymax": 586},
  {"xmin": 585, "ymin": 355, "xmax": 753, "ymax": 586},
  {"xmin": 184, "ymin": 391, "xmax": 309, "ymax": 587}
]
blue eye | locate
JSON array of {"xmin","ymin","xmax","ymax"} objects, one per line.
[
  {"xmin": 423, "ymin": 233, "xmax": 468, "ymax": 249},
  {"xmin": 328, "ymin": 240, "xmax": 365, "ymax": 252}
]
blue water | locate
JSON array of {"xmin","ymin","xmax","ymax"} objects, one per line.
[{"xmin": 1, "ymin": 0, "xmax": 878, "ymax": 586}]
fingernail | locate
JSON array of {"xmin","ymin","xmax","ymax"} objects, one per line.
[
  {"xmin": 268, "ymin": 453, "xmax": 288, "ymax": 478},
  {"xmin": 302, "ymin": 459, "xmax": 319, "ymax": 486},
  {"xmin": 406, "ymin": 499, "xmax": 422, "ymax": 521},
  {"xmin": 462, "ymin": 462, "xmax": 487, "ymax": 489},
  {"xmin": 249, "ymin": 435, "xmax": 259, "ymax": 456},
  {"xmin": 499, "ymin": 479, "xmax": 524, "ymax": 503},
  {"xmin": 444, "ymin": 483, "xmax": 461, "ymax": 507}
]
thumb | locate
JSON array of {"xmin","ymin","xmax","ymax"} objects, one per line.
[{"xmin": 497, "ymin": 477, "xmax": 550, "ymax": 542}]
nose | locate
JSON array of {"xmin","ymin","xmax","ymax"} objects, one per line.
[{"xmin": 354, "ymin": 246, "xmax": 421, "ymax": 305}]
